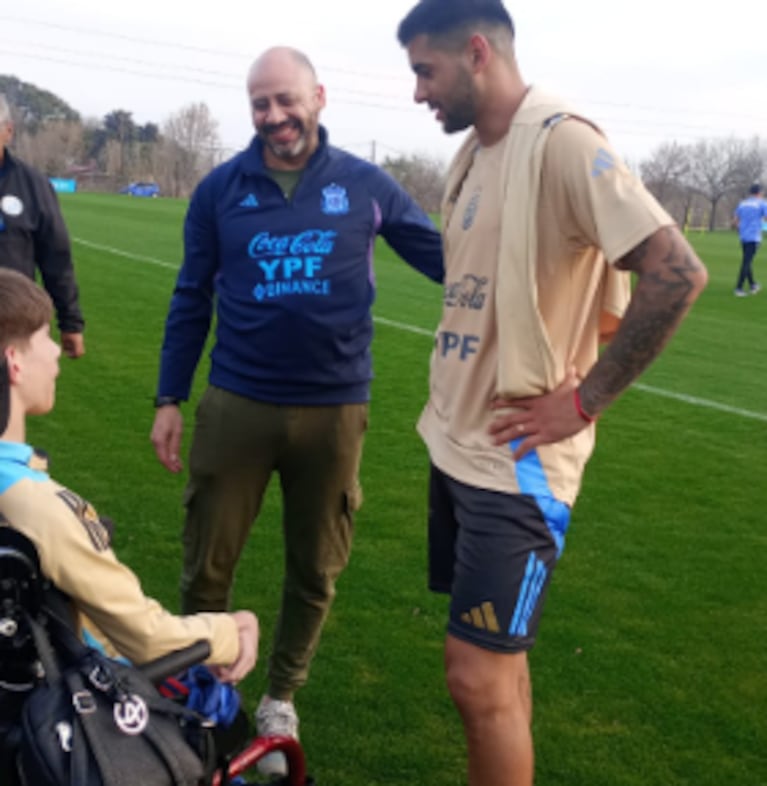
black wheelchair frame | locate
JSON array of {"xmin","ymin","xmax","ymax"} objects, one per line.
[{"xmin": 0, "ymin": 527, "xmax": 312, "ymax": 786}]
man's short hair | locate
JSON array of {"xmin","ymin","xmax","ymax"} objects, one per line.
[
  {"xmin": 749, "ymin": 183, "xmax": 762, "ymax": 195},
  {"xmin": 0, "ymin": 269, "xmax": 53, "ymax": 352},
  {"xmin": 397, "ymin": 0, "xmax": 514, "ymax": 46}
]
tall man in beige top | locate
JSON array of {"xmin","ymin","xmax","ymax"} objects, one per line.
[{"xmin": 397, "ymin": 2, "xmax": 708, "ymax": 784}]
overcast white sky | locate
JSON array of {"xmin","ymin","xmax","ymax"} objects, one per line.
[{"xmin": 2, "ymin": 0, "xmax": 766, "ymax": 167}]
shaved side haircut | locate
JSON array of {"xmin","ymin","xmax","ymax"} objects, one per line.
[{"xmin": 397, "ymin": 0, "xmax": 514, "ymax": 46}]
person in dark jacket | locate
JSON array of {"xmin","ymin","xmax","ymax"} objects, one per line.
[
  {"xmin": 150, "ymin": 46, "xmax": 444, "ymax": 777},
  {"xmin": 0, "ymin": 95, "xmax": 85, "ymax": 358}
]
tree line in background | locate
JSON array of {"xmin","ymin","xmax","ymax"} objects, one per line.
[
  {"xmin": 1, "ymin": 75, "xmax": 221, "ymax": 198},
  {"xmin": 381, "ymin": 138, "xmax": 767, "ymax": 224},
  {"xmin": 640, "ymin": 137, "xmax": 766, "ymax": 231},
  {"xmin": 2, "ymin": 75, "xmax": 765, "ymax": 224}
]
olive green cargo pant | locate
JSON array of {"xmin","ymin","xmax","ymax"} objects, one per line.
[{"xmin": 180, "ymin": 386, "xmax": 366, "ymax": 700}]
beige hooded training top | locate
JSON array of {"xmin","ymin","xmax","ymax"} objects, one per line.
[
  {"xmin": 0, "ymin": 442, "xmax": 239, "ymax": 665},
  {"xmin": 418, "ymin": 87, "xmax": 673, "ymax": 505}
]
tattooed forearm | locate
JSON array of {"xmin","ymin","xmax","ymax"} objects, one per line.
[{"xmin": 579, "ymin": 226, "xmax": 707, "ymax": 416}]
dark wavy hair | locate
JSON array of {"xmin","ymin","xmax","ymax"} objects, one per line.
[{"xmin": 397, "ymin": 0, "xmax": 514, "ymax": 45}]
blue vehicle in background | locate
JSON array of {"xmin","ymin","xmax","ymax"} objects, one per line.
[{"xmin": 120, "ymin": 181, "xmax": 160, "ymax": 197}]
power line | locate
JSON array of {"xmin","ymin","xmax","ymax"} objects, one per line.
[
  {"xmin": 5, "ymin": 40, "xmax": 243, "ymax": 82},
  {"xmin": 0, "ymin": 48, "xmax": 238, "ymax": 90},
  {"xmin": 1, "ymin": 18, "xmax": 764, "ymax": 160},
  {"xmin": 0, "ymin": 13, "xmax": 412, "ymax": 82},
  {"xmin": 1, "ymin": 46, "xmax": 752, "ymax": 136},
  {"xmin": 0, "ymin": 47, "xmax": 426, "ymax": 114},
  {"xmin": 3, "ymin": 38, "xmax": 418, "ymax": 105},
  {"xmin": 0, "ymin": 47, "xmax": 752, "ymax": 152},
  {"xmin": 4, "ymin": 13, "xmax": 766, "ymax": 126}
]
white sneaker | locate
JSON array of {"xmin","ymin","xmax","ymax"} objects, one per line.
[
  {"xmin": 255, "ymin": 695, "xmax": 299, "ymax": 777},
  {"xmin": 751, "ymin": 283, "xmax": 762, "ymax": 294},
  {"xmin": 734, "ymin": 289, "xmax": 748, "ymax": 297}
]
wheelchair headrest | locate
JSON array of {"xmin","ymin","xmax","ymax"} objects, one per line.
[{"xmin": 0, "ymin": 527, "xmax": 44, "ymax": 641}]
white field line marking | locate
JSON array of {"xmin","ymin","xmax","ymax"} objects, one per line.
[
  {"xmin": 75, "ymin": 237, "xmax": 767, "ymax": 423},
  {"xmin": 373, "ymin": 324, "xmax": 767, "ymax": 423},
  {"xmin": 631, "ymin": 384, "xmax": 767, "ymax": 423},
  {"xmin": 73, "ymin": 237, "xmax": 179, "ymax": 270},
  {"xmin": 374, "ymin": 315, "xmax": 433, "ymax": 337}
]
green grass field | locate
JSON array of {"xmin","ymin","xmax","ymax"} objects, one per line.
[{"xmin": 28, "ymin": 192, "xmax": 767, "ymax": 785}]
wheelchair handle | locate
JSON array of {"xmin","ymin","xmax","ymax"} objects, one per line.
[
  {"xmin": 138, "ymin": 639, "xmax": 212, "ymax": 684},
  {"xmin": 216, "ymin": 734, "xmax": 308, "ymax": 786}
]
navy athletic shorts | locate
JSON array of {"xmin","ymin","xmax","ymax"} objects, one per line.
[{"xmin": 428, "ymin": 463, "xmax": 571, "ymax": 653}]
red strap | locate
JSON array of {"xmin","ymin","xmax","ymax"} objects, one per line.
[{"xmin": 574, "ymin": 388, "xmax": 595, "ymax": 423}]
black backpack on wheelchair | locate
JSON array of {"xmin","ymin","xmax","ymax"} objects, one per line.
[{"xmin": 0, "ymin": 526, "xmax": 313, "ymax": 786}]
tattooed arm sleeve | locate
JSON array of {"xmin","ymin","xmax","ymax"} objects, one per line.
[{"xmin": 578, "ymin": 225, "xmax": 708, "ymax": 418}]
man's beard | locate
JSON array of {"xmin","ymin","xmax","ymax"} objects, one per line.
[
  {"xmin": 442, "ymin": 104, "xmax": 475, "ymax": 134},
  {"xmin": 440, "ymin": 68, "xmax": 476, "ymax": 134},
  {"xmin": 261, "ymin": 118, "xmax": 311, "ymax": 162}
]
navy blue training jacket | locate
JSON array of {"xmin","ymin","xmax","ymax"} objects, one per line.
[{"xmin": 157, "ymin": 127, "xmax": 443, "ymax": 405}]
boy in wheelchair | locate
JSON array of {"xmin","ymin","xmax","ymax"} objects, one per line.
[{"xmin": 0, "ymin": 268, "xmax": 267, "ymax": 783}]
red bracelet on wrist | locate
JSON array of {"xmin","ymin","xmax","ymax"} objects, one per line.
[{"xmin": 574, "ymin": 388, "xmax": 595, "ymax": 424}]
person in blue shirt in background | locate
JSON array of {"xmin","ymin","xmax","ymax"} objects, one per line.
[
  {"xmin": 733, "ymin": 183, "xmax": 767, "ymax": 296},
  {"xmin": 150, "ymin": 46, "xmax": 443, "ymax": 777}
]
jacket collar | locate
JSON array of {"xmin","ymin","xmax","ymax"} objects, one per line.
[{"xmin": 0, "ymin": 442, "xmax": 48, "ymax": 471}]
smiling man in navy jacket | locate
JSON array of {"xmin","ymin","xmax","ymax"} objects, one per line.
[{"xmin": 150, "ymin": 46, "xmax": 444, "ymax": 776}]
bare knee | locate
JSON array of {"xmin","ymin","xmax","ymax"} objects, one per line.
[
  {"xmin": 446, "ymin": 652, "xmax": 500, "ymax": 714},
  {"xmin": 445, "ymin": 637, "xmax": 532, "ymax": 726}
]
